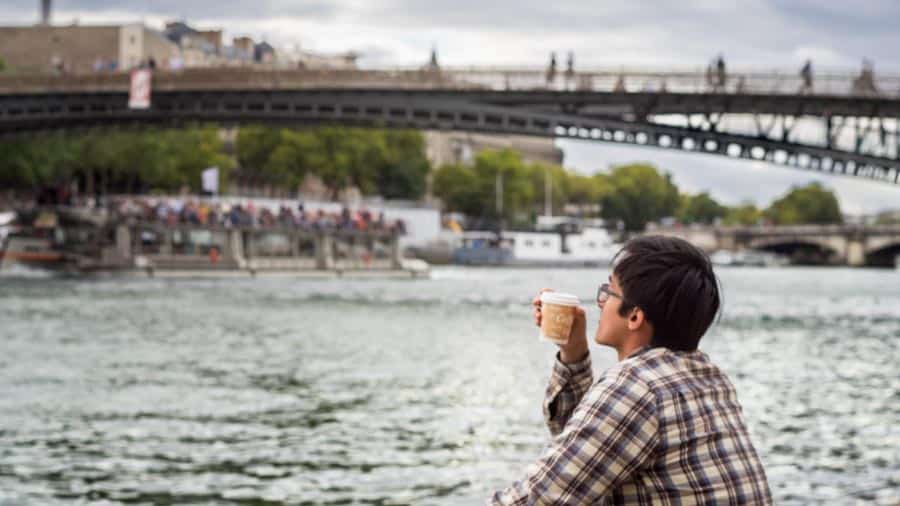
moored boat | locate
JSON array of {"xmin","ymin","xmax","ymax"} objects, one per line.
[{"xmin": 448, "ymin": 217, "xmax": 622, "ymax": 267}]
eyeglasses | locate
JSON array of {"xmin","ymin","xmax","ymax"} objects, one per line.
[{"xmin": 596, "ymin": 283, "xmax": 625, "ymax": 305}]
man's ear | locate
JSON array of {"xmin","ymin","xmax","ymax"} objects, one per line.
[{"xmin": 627, "ymin": 307, "xmax": 645, "ymax": 331}]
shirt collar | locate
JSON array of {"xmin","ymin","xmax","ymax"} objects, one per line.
[{"xmin": 625, "ymin": 345, "xmax": 653, "ymax": 360}]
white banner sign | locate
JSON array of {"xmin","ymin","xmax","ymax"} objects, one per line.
[
  {"xmin": 128, "ymin": 69, "xmax": 152, "ymax": 110},
  {"xmin": 202, "ymin": 167, "xmax": 220, "ymax": 195}
]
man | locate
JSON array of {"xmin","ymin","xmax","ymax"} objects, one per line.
[
  {"xmin": 490, "ymin": 236, "xmax": 771, "ymax": 504},
  {"xmin": 800, "ymin": 60, "xmax": 813, "ymax": 94}
]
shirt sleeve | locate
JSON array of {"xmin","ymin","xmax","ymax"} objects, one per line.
[
  {"xmin": 543, "ymin": 352, "xmax": 594, "ymax": 436},
  {"xmin": 489, "ymin": 370, "xmax": 659, "ymax": 505}
]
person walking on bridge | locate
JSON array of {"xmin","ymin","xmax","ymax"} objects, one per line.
[
  {"xmin": 800, "ymin": 59, "xmax": 813, "ymax": 94},
  {"xmin": 546, "ymin": 52, "xmax": 558, "ymax": 87},
  {"xmin": 565, "ymin": 51, "xmax": 575, "ymax": 90},
  {"xmin": 489, "ymin": 236, "xmax": 772, "ymax": 505},
  {"xmin": 716, "ymin": 54, "xmax": 727, "ymax": 91}
]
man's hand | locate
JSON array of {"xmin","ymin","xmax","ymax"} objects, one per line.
[{"xmin": 533, "ymin": 288, "xmax": 588, "ymax": 364}]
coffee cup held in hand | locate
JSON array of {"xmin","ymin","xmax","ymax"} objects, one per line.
[{"xmin": 539, "ymin": 292, "xmax": 580, "ymax": 345}]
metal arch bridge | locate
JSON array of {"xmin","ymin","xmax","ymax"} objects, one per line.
[{"xmin": 2, "ymin": 67, "xmax": 900, "ymax": 185}]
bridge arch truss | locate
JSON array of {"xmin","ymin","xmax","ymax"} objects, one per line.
[{"xmin": 2, "ymin": 89, "xmax": 900, "ymax": 185}]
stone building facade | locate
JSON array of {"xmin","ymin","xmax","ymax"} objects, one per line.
[
  {"xmin": 0, "ymin": 24, "xmax": 177, "ymax": 74},
  {"xmin": 424, "ymin": 130, "xmax": 564, "ymax": 167}
]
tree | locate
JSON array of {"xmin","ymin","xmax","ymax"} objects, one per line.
[
  {"xmin": 565, "ymin": 173, "xmax": 611, "ymax": 210},
  {"xmin": 261, "ymin": 129, "xmax": 318, "ymax": 189},
  {"xmin": 377, "ymin": 130, "xmax": 431, "ymax": 200},
  {"xmin": 377, "ymin": 158, "xmax": 429, "ymax": 200},
  {"xmin": 764, "ymin": 182, "xmax": 842, "ymax": 225},
  {"xmin": 723, "ymin": 202, "xmax": 763, "ymax": 226},
  {"xmin": 479, "ymin": 149, "xmax": 535, "ymax": 224},
  {"xmin": 158, "ymin": 126, "xmax": 234, "ymax": 192},
  {"xmin": 431, "ymin": 149, "xmax": 536, "ymax": 225},
  {"xmin": 678, "ymin": 192, "xmax": 727, "ymax": 224},
  {"xmin": 236, "ymin": 125, "xmax": 282, "ymax": 172},
  {"xmin": 599, "ymin": 163, "xmax": 680, "ymax": 231},
  {"xmin": 523, "ymin": 163, "xmax": 566, "ymax": 215},
  {"xmin": 235, "ymin": 125, "xmax": 431, "ymax": 200},
  {"xmin": 0, "ymin": 58, "xmax": 6, "ymax": 72},
  {"xmin": 432, "ymin": 162, "xmax": 481, "ymax": 216},
  {"xmin": 0, "ymin": 126, "xmax": 234, "ymax": 195}
]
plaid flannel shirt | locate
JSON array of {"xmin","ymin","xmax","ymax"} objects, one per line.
[{"xmin": 489, "ymin": 347, "xmax": 772, "ymax": 505}]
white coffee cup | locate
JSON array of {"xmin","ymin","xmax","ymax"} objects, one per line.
[{"xmin": 539, "ymin": 292, "xmax": 580, "ymax": 345}]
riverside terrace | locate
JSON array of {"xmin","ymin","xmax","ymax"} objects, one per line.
[
  {"xmin": 106, "ymin": 196, "xmax": 407, "ymax": 235},
  {"xmin": 2, "ymin": 205, "xmax": 422, "ymax": 278},
  {"xmin": 2, "ymin": 66, "xmax": 900, "ymax": 184}
]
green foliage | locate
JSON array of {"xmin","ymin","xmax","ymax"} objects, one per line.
[
  {"xmin": 723, "ymin": 202, "xmax": 763, "ymax": 226},
  {"xmin": 432, "ymin": 162, "xmax": 482, "ymax": 216},
  {"xmin": 433, "ymin": 148, "xmax": 617, "ymax": 226},
  {"xmin": 599, "ymin": 164, "xmax": 680, "ymax": 231},
  {"xmin": 236, "ymin": 126, "xmax": 430, "ymax": 200},
  {"xmin": 565, "ymin": 173, "xmax": 612, "ymax": 206},
  {"xmin": 0, "ymin": 125, "xmax": 429, "ymax": 200},
  {"xmin": 764, "ymin": 182, "xmax": 843, "ymax": 225},
  {"xmin": 0, "ymin": 57, "xmax": 6, "ymax": 72},
  {"xmin": 678, "ymin": 192, "xmax": 728, "ymax": 225},
  {"xmin": 431, "ymin": 149, "xmax": 534, "ymax": 224},
  {"xmin": 236, "ymin": 125, "xmax": 284, "ymax": 178},
  {"xmin": 0, "ymin": 123, "xmax": 851, "ymax": 229},
  {"xmin": 0, "ymin": 126, "xmax": 233, "ymax": 194},
  {"xmin": 433, "ymin": 149, "xmax": 581, "ymax": 225}
]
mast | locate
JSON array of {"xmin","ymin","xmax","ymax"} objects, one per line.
[
  {"xmin": 544, "ymin": 165, "xmax": 552, "ymax": 217},
  {"xmin": 495, "ymin": 170, "xmax": 503, "ymax": 230},
  {"xmin": 495, "ymin": 171, "xmax": 502, "ymax": 216}
]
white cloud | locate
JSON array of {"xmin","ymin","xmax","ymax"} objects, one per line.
[{"xmin": 3, "ymin": 1, "xmax": 900, "ymax": 69}]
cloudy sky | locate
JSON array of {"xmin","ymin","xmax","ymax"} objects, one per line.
[{"xmin": 3, "ymin": 0, "xmax": 899, "ymax": 213}]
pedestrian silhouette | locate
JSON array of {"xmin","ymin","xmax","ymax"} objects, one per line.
[
  {"xmin": 852, "ymin": 59, "xmax": 877, "ymax": 95},
  {"xmin": 716, "ymin": 55, "xmax": 727, "ymax": 90},
  {"xmin": 799, "ymin": 59, "xmax": 813, "ymax": 93},
  {"xmin": 546, "ymin": 52, "xmax": 557, "ymax": 86},
  {"xmin": 565, "ymin": 51, "xmax": 575, "ymax": 90}
]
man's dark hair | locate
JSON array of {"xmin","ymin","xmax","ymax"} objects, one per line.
[{"xmin": 612, "ymin": 235, "xmax": 721, "ymax": 351}]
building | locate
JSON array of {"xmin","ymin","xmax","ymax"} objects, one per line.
[
  {"xmin": 163, "ymin": 21, "xmax": 219, "ymax": 68},
  {"xmin": 424, "ymin": 131, "xmax": 564, "ymax": 167},
  {"xmin": 196, "ymin": 30, "xmax": 223, "ymax": 55},
  {"xmin": 0, "ymin": 23, "xmax": 178, "ymax": 73},
  {"xmin": 276, "ymin": 45, "xmax": 359, "ymax": 70},
  {"xmin": 230, "ymin": 36, "xmax": 256, "ymax": 62},
  {"xmin": 254, "ymin": 42, "xmax": 276, "ymax": 64}
]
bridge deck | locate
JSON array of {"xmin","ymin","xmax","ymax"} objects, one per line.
[{"xmin": 1, "ymin": 66, "xmax": 898, "ymax": 98}]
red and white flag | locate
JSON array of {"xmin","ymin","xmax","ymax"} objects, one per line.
[{"xmin": 128, "ymin": 69, "xmax": 152, "ymax": 110}]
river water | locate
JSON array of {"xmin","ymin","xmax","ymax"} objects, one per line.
[{"xmin": 1, "ymin": 266, "xmax": 898, "ymax": 505}]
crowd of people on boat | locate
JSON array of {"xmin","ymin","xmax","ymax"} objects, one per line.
[{"xmin": 109, "ymin": 197, "xmax": 406, "ymax": 234}]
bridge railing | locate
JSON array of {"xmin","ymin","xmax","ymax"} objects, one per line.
[
  {"xmin": 435, "ymin": 66, "xmax": 900, "ymax": 97},
  {"xmin": 0, "ymin": 68, "xmax": 478, "ymax": 94},
  {"xmin": 1, "ymin": 66, "xmax": 898, "ymax": 98}
]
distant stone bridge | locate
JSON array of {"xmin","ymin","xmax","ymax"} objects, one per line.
[{"xmin": 651, "ymin": 224, "xmax": 900, "ymax": 267}]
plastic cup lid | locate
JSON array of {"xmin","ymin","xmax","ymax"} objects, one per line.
[{"xmin": 540, "ymin": 292, "xmax": 580, "ymax": 306}]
